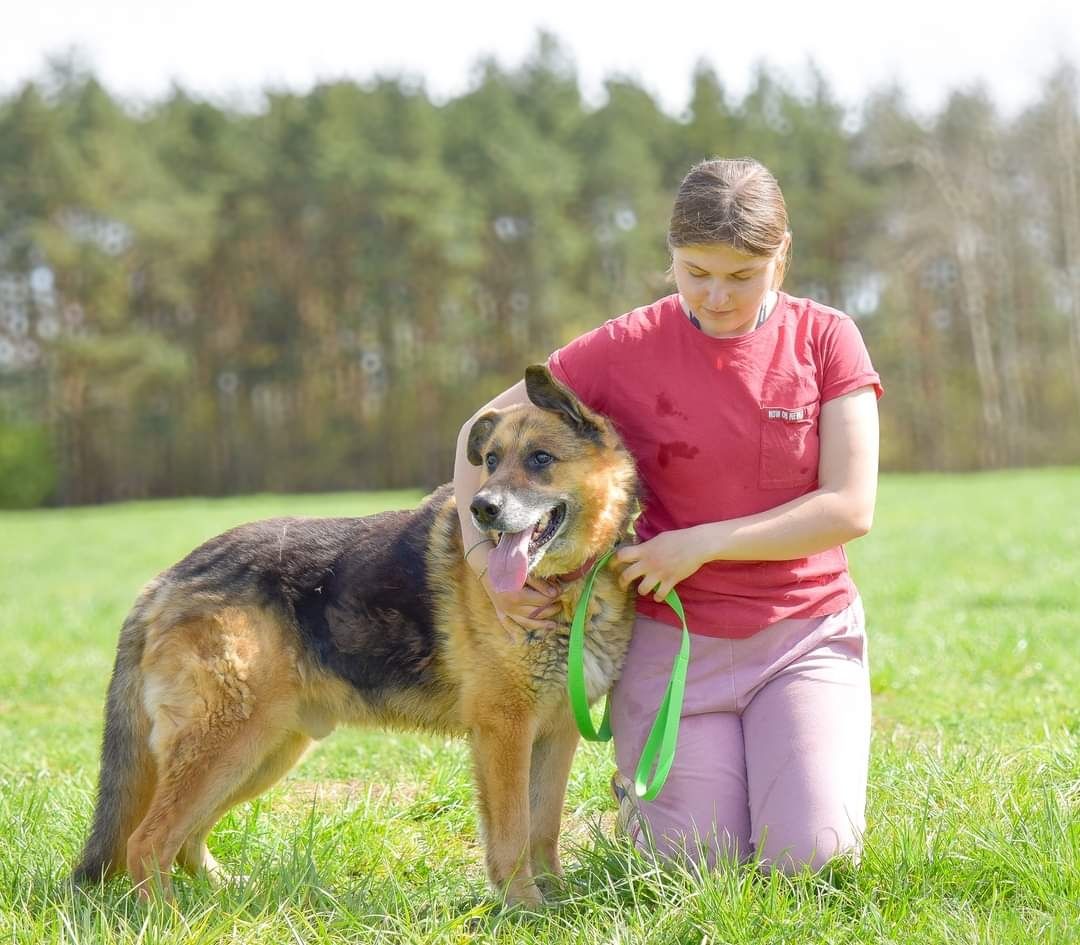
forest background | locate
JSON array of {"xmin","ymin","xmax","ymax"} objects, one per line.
[{"xmin": 2, "ymin": 37, "xmax": 1078, "ymax": 507}]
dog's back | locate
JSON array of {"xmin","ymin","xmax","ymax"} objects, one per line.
[{"xmin": 165, "ymin": 490, "xmax": 453, "ymax": 701}]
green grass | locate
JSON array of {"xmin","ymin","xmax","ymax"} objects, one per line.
[{"xmin": 1, "ymin": 472, "xmax": 1077, "ymax": 943}]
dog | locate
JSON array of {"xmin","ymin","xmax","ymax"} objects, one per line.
[{"xmin": 72, "ymin": 364, "xmax": 639, "ymax": 906}]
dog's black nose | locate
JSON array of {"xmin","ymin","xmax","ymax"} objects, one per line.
[{"xmin": 470, "ymin": 495, "xmax": 501, "ymax": 527}]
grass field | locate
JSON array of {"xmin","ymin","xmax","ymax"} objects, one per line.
[{"xmin": 1, "ymin": 470, "xmax": 1077, "ymax": 943}]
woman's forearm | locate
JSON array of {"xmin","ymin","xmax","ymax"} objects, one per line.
[
  {"xmin": 688, "ymin": 487, "xmax": 872, "ymax": 565},
  {"xmin": 454, "ymin": 424, "xmax": 489, "ymax": 562},
  {"xmin": 453, "ymin": 380, "xmax": 531, "ymax": 569}
]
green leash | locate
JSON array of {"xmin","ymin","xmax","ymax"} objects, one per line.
[{"xmin": 567, "ymin": 549, "xmax": 690, "ymax": 802}]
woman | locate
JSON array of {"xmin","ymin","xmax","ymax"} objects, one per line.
[{"xmin": 452, "ymin": 157, "xmax": 882, "ymax": 873}]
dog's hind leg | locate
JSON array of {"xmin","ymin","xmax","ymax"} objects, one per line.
[
  {"xmin": 176, "ymin": 830, "xmax": 226, "ymax": 882},
  {"xmin": 528, "ymin": 715, "xmax": 580, "ymax": 884},
  {"xmin": 127, "ymin": 718, "xmax": 284, "ymax": 898},
  {"xmin": 127, "ymin": 608, "xmax": 303, "ymax": 899},
  {"xmin": 176, "ymin": 730, "xmax": 312, "ymax": 883}
]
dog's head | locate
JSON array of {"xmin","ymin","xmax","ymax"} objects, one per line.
[{"xmin": 466, "ymin": 365, "xmax": 639, "ymax": 593}]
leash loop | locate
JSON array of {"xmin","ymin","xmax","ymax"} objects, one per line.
[{"xmin": 567, "ymin": 549, "xmax": 690, "ymax": 801}]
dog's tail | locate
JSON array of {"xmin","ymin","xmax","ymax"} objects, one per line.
[{"xmin": 71, "ymin": 596, "xmax": 157, "ymax": 885}]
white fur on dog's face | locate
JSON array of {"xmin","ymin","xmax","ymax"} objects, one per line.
[{"xmin": 470, "ymin": 414, "xmax": 575, "ymax": 587}]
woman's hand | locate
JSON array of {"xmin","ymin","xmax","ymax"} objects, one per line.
[
  {"xmin": 612, "ymin": 529, "xmax": 707, "ymax": 603},
  {"xmin": 483, "ymin": 574, "xmax": 562, "ymax": 636},
  {"xmin": 468, "ymin": 543, "xmax": 562, "ymax": 636}
]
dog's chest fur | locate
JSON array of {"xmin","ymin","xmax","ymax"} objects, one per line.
[{"xmin": 512, "ymin": 582, "xmax": 632, "ymax": 702}]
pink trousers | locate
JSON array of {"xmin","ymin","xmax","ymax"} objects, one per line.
[{"xmin": 610, "ymin": 597, "xmax": 871, "ymax": 873}]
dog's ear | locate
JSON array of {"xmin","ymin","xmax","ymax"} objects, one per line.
[
  {"xmin": 466, "ymin": 411, "xmax": 500, "ymax": 466},
  {"xmin": 524, "ymin": 364, "xmax": 603, "ymax": 443}
]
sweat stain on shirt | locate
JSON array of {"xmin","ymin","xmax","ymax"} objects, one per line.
[
  {"xmin": 657, "ymin": 440, "xmax": 699, "ymax": 468},
  {"xmin": 656, "ymin": 392, "xmax": 689, "ymax": 420}
]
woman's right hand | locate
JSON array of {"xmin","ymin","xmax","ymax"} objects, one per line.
[{"xmin": 470, "ymin": 544, "xmax": 563, "ymax": 635}]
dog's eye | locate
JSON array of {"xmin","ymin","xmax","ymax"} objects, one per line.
[
  {"xmin": 485, "ymin": 452, "xmax": 498, "ymax": 470},
  {"xmin": 530, "ymin": 451, "xmax": 555, "ymax": 467}
]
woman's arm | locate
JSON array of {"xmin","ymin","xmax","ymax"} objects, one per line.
[
  {"xmin": 613, "ymin": 386, "xmax": 880, "ymax": 602},
  {"xmin": 454, "ymin": 380, "xmax": 529, "ymax": 553},
  {"xmin": 453, "ymin": 380, "xmax": 561, "ymax": 630}
]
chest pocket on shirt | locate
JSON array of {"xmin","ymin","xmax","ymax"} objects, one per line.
[{"xmin": 758, "ymin": 401, "xmax": 820, "ymax": 489}]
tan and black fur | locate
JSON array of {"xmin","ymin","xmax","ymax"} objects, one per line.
[{"xmin": 72, "ymin": 365, "xmax": 639, "ymax": 906}]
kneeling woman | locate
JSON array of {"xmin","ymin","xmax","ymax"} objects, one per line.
[{"xmin": 453, "ymin": 157, "xmax": 882, "ymax": 872}]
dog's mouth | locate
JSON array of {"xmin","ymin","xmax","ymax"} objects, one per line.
[
  {"xmin": 529, "ymin": 503, "xmax": 566, "ymax": 553},
  {"xmin": 486, "ymin": 503, "xmax": 567, "ymax": 594}
]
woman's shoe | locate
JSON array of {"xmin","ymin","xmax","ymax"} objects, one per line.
[{"xmin": 610, "ymin": 771, "xmax": 642, "ymax": 842}]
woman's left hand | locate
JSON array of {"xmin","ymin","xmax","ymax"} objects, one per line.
[{"xmin": 612, "ymin": 529, "xmax": 707, "ymax": 603}]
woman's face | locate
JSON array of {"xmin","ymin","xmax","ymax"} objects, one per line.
[{"xmin": 671, "ymin": 241, "xmax": 785, "ymax": 338}]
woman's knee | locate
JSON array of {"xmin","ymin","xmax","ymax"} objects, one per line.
[
  {"xmin": 754, "ymin": 820, "xmax": 862, "ymax": 874},
  {"xmin": 635, "ymin": 812, "xmax": 750, "ymax": 870}
]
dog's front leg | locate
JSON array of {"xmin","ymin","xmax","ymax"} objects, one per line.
[
  {"xmin": 528, "ymin": 714, "xmax": 579, "ymax": 886},
  {"xmin": 470, "ymin": 716, "xmax": 541, "ymax": 906}
]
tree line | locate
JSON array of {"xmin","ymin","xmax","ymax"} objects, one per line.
[{"xmin": 1, "ymin": 38, "xmax": 1077, "ymax": 506}]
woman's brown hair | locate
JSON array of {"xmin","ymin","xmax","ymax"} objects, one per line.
[{"xmin": 667, "ymin": 158, "xmax": 792, "ymax": 287}]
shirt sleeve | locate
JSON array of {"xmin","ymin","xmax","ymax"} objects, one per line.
[
  {"xmin": 546, "ymin": 320, "xmax": 617, "ymax": 414},
  {"xmin": 818, "ymin": 315, "xmax": 884, "ymax": 403}
]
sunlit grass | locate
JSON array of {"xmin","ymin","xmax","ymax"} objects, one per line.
[{"xmin": 1, "ymin": 471, "xmax": 1077, "ymax": 943}]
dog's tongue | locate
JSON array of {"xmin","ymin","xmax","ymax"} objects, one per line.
[{"xmin": 487, "ymin": 529, "xmax": 532, "ymax": 593}]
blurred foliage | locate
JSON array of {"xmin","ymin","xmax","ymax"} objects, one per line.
[
  {"xmin": 1, "ymin": 37, "xmax": 1078, "ymax": 505},
  {"xmin": 0, "ymin": 418, "xmax": 56, "ymax": 506}
]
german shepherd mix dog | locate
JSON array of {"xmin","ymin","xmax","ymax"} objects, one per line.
[{"xmin": 73, "ymin": 365, "xmax": 638, "ymax": 906}]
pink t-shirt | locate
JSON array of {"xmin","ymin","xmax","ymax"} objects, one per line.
[{"xmin": 547, "ymin": 291, "xmax": 883, "ymax": 638}]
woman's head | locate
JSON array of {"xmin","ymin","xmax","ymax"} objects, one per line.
[
  {"xmin": 669, "ymin": 158, "xmax": 790, "ymax": 279},
  {"xmin": 667, "ymin": 158, "xmax": 792, "ymax": 336}
]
